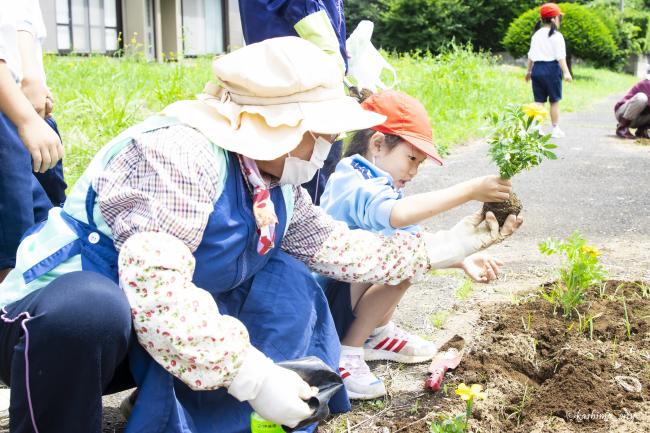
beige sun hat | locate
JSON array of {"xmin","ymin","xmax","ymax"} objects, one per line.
[{"xmin": 163, "ymin": 36, "xmax": 386, "ymax": 160}]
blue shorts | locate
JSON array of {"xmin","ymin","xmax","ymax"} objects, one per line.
[
  {"xmin": 318, "ymin": 275, "xmax": 356, "ymax": 340},
  {"xmin": 0, "ymin": 113, "xmax": 67, "ymax": 268},
  {"xmin": 531, "ymin": 61, "xmax": 563, "ymax": 103}
]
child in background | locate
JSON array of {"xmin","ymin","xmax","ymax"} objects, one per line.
[
  {"xmin": 318, "ymin": 90, "xmax": 512, "ymax": 400},
  {"xmin": 525, "ymin": 2, "xmax": 572, "ymax": 139},
  {"xmin": 0, "ymin": 1, "xmax": 66, "ymax": 284}
]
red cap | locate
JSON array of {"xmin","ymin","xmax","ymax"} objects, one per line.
[
  {"xmin": 361, "ymin": 90, "xmax": 443, "ymax": 165},
  {"xmin": 540, "ymin": 3, "xmax": 563, "ymax": 19}
]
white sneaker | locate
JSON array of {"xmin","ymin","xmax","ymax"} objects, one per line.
[
  {"xmin": 0, "ymin": 388, "xmax": 9, "ymax": 427},
  {"xmin": 551, "ymin": 126, "xmax": 565, "ymax": 138},
  {"xmin": 339, "ymin": 346, "xmax": 386, "ymax": 400},
  {"xmin": 363, "ymin": 322, "xmax": 438, "ymax": 364}
]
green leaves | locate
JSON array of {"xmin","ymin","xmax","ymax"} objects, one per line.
[
  {"xmin": 487, "ymin": 104, "xmax": 557, "ymax": 180},
  {"xmin": 538, "ymin": 231, "xmax": 607, "ymax": 317}
]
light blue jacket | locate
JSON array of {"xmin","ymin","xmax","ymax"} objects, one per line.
[{"xmin": 319, "ymin": 154, "xmax": 420, "ymax": 236}]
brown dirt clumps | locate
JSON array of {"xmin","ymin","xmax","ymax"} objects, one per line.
[
  {"xmin": 482, "ymin": 192, "xmax": 523, "ymax": 227},
  {"xmin": 326, "ymin": 281, "xmax": 650, "ymax": 433}
]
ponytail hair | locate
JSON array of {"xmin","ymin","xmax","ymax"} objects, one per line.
[
  {"xmin": 534, "ymin": 17, "xmax": 557, "ymax": 37},
  {"xmin": 344, "ymin": 129, "xmax": 402, "ymax": 158},
  {"xmin": 345, "ymin": 87, "xmax": 402, "ymax": 158}
]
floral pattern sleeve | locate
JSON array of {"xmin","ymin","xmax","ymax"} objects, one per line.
[
  {"xmin": 308, "ymin": 220, "xmax": 432, "ymax": 285},
  {"xmin": 281, "ymin": 188, "xmax": 432, "ymax": 285},
  {"xmin": 118, "ymin": 231, "xmax": 251, "ymax": 390}
]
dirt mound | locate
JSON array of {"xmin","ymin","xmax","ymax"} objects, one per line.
[{"xmin": 332, "ymin": 281, "xmax": 650, "ymax": 433}]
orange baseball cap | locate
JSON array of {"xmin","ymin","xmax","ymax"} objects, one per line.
[
  {"xmin": 540, "ymin": 3, "xmax": 563, "ymax": 18},
  {"xmin": 361, "ymin": 90, "xmax": 443, "ymax": 165}
]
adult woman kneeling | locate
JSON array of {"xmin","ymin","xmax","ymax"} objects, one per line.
[{"xmin": 0, "ymin": 37, "xmax": 522, "ymax": 433}]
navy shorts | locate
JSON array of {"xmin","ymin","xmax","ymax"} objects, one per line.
[
  {"xmin": 0, "ymin": 114, "xmax": 67, "ymax": 268},
  {"xmin": 531, "ymin": 61, "xmax": 563, "ymax": 103},
  {"xmin": 318, "ymin": 275, "xmax": 356, "ymax": 340}
]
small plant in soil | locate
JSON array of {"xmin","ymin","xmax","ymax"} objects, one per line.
[
  {"xmin": 430, "ymin": 383, "xmax": 486, "ymax": 433},
  {"xmin": 483, "ymin": 103, "xmax": 557, "ymax": 226},
  {"xmin": 538, "ymin": 231, "xmax": 607, "ymax": 317}
]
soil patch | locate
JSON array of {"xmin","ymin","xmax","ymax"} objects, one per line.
[{"xmin": 328, "ymin": 280, "xmax": 650, "ymax": 433}]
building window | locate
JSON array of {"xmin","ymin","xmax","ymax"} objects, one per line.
[
  {"xmin": 55, "ymin": 0, "xmax": 119, "ymax": 53},
  {"xmin": 182, "ymin": 0, "xmax": 225, "ymax": 56}
]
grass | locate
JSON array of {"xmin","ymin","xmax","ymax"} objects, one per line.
[
  {"xmin": 44, "ymin": 45, "xmax": 638, "ymax": 188},
  {"xmin": 429, "ymin": 310, "xmax": 451, "ymax": 329},
  {"xmin": 455, "ymin": 278, "xmax": 474, "ymax": 300}
]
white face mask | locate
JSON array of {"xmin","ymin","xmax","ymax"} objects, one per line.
[{"xmin": 279, "ymin": 133, "xmax": 332, "ymax": 185}]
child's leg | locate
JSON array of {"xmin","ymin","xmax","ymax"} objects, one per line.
[
  {"xmin": 342, "ymin": 280, "xmax": 410, "ymax": 347},
  {"xmin": 550, "ymin": 101, "xmax": 560, "ymax": 126}
]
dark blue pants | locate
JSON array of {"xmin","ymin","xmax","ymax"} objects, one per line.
[
  {"xmin": 0, "ymin": 272, "xmax": 134, "ymax": 433},
  {"xmin": 0, "ymin": 113, "xmax": 67, "ymax": 269},
  {"xmin": 303, "ymin": 140, "xmax": 342, "ymax": 205}
]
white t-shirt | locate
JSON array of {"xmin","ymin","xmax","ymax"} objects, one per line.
[
  {"xmin": 0, "ymin": 0, "xmax": 47, "ymax": 84},
  {"xmin": 527, "ymin": 27, "xmax": 566, "ymax": 62}
]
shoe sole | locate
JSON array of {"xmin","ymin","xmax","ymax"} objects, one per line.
[
  {"xmin": 346, "ymin": 389, "xmax": 387, "ymax": 400},
  {"xmin": 0, "ymin": 410, "xmax": 8, "ymax": 428},
  {"xmin": 364, "ymin": 349, "xmax": 435, "ymax": 364}
]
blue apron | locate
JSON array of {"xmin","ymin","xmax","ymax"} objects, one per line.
[{"xmin": 40, "ymin": 125, "xmax": 349, "ymax": 432}]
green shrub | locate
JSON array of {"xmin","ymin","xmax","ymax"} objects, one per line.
[
  {"xmin": 587, "ymin": 6, "xmax": 650, "ymax": 67},
  {"xmin": 503, "ymin": 3, "xmax": 618, "ymax": 67},
  {"xmin": 377, "ymin": 0, "xmax": 474, "ymax": 53},
  {"xmin": 344, "ymin": 0, "xmax": 391, "ymax": 36}
]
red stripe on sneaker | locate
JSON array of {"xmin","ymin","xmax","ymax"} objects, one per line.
[
  {"xmin": 341, "ymin": 371, "xmax": 351, "ymax": 379},
  {"xmin": 393, "ymin": 340, "xmax": 408, "ymax": 353},
  {"xmin": 384, "ymin": 338, "xmax": 398, "ymax": 351},
  {"xmin": 373, "ymin": 337, "xmax": 390, "ymax": 350}
]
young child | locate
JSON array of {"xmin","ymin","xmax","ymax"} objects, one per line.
[
  {"xmin": 525, "ymin": 3, "xmax": 572, "ymax": 138},
  {"xmin": 318, "ymin": 90, "xmax": 512, "ymax": 400},
  {"xmin": 0, "ymin": 1, "xmax": 66, "ymax": 284},
  {"xmin": 614, "ymin": 76, "xmax": 650, "ymax": 139}
]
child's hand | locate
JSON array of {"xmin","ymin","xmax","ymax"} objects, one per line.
[
  {"xmin": 469, "ymin": 175, "xmax": 512, "ymax": 203},
  {"xmin": 461, "ymin": 253, "xmax": 503, "ymax": 283},
  {"xmin": 17, "ymin": 116, "xmax": 64, "ymax": 173},
  {"xmin": 20, "ymin": 75, "xmax": 50, "ymax": 118}
]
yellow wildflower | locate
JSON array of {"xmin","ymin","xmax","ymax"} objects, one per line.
[
  {"xmin": 455, "ymin": 383, "xmax": 487, "ymax": 401},
  {"xmin": 581, "ymin": 245, "xmax": 600, "ymax": 257},
  {"xmin": 522, "ymin": 103, "xmax": 547, "ymax": 122}
]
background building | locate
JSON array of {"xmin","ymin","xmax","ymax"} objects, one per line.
[{"xmin": 39, "ymin": 0, "xmax": 244, "ymax": 60}]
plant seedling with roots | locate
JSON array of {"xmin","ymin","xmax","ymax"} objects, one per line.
[{"xmin": 483, "ymin": 103, "xmax": 557, "ymax": 225}]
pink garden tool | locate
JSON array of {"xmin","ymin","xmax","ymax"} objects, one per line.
[{"xmin": 424, "ymin": 336, "xmax": 465, "ymax": 392}]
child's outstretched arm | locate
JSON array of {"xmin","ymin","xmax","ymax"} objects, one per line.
[
  {"xmin": 0, "ymin": 61, "xmax": 63, "ymax": 173},
  {"xmin": 389, "ymin": 175, "xmax": 511, "ymax": 229}
]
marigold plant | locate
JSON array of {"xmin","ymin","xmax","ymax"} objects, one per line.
[{"xmin": 538, "ymin": 231, "xmax": 607, "ymax": 317}]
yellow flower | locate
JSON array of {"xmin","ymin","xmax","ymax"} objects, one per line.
[
  {"xmin": 581, "ymin": 245, "xmax": 600, "ymax": 257},
  {"xmin": 455, "ymin": 383, "xmax": 487, "ymax": 401},
  {"xmin": 522, "ymin": 103, "xmax": 547, "ymax": 122}
]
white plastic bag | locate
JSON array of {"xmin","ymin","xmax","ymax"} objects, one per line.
[{"xmin": 346, "ymin": 20, "xmax": 397, "ymax": 93}]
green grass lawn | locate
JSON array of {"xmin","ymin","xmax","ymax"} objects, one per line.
[{"xmin": 44, "ymin": 47, "xmax": 638, "ymax": 187}]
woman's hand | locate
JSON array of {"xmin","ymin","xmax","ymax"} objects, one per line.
[
  {"xmin": 525, "ymin": 71, "xmax": 532, "ymax": 82},
  {"xmin": 564, "ymin": 73, "xmax": 573, "ymax": 82},
  {"xmin": 460, "ymin": 252, "xmax": 503, "ymax": 283},
  {"xmin": 469, "ymin": 175, "xmax": 512, "ymax": 203}
]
